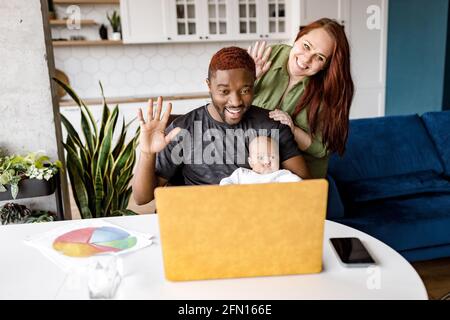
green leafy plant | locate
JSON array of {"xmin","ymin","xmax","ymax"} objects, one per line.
[
  {"xmin": 25, "ymin": 210, "xmax": 56, "ymax": 223},
  {"xmin": 107, "ymin": 10, "xmax": 121, "ymax": 32},
  {"xmin": 54, "ymin": 78, "xmax": 139, "ymax": 219},
  {"xmin": 0, "ymin": 203, "xmax": 56, "ymax": 224},
  {"xmin": 0, "ymin": 151, "xmax": 62, "ymax": 199},
  {"xmin": 0, "ymin": 203, "xmax": 31, "ymax": 225}
]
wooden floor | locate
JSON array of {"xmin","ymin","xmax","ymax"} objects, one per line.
[
  {"xmin": 68, "ymin": 188, "xmax": 449, "ymax": 300},
  {"xmin": 411, "ymin": 258, "xmax": 450, "ymax": 300}
]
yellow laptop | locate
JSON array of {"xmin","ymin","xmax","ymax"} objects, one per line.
[{"xmin": 154, "ymin": 179, "xmax": 328, "ymax": 281}]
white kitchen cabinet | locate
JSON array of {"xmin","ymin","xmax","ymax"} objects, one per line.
[
  {"xmin": 260, "ymin": 0, "xmax": 291, "ymax": 40},
  {"xmin": 165, "ymin": 0, "xmax": 201, "ymax": 41},
  {"xmin": 166, "ymin": 0, "xmax": 234, "ymax": 41},
  {"xmin": 231, "ymin": 0, "xmax": 291, "ymax": 41},
  {"xmin": 203, "ymin": 0, "xmax": 233, "ymax": 40},
  {"xmin": 121, "ymin": 0, "xmax": 292, "ymax": 44},
  {"xmin": 121, "ymin": 0, "xmax": 170, "ymax": 43}
]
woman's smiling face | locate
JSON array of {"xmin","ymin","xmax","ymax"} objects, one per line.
[{"xmin": 288, "ymin": 27, "xmax": 335, "ymax": 78}]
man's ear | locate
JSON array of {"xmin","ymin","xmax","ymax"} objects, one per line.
[{"xmin": 205, "ymin": 78, "xmax": 211, "ymax": 91}]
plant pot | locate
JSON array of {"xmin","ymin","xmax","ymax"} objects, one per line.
[
  {"xmin": 0, "ymin": 173, "xmax": 58, "ymax": 201},
  {"xmin": 111, "ymin": 32, "xmax": 121, "ymax": 41}
]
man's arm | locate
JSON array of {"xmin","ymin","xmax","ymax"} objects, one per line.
[
  {"xmin": 281, "ymin": 155, "xmax": 311, "ymax": 179},
  {"xmin": 131, "ymin": 97, "xmax": 180, "ymax": 205},
  {"xmin": 132, "ymin": 152, "xmax": 168, "ymax": 205}
]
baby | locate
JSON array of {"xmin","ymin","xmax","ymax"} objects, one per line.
[{"xmin": 220, "ymin": 135, "xmax": 302, "ymax": 185}]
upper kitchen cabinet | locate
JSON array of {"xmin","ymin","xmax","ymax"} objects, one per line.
[
  {"xmin": 165, "ymin": 0, "xmax": 234, "ymax": 41},
  {"xmin": 121, "ymin": 0, "xmax": 292, "ymax": 44},
  {"xmin": 121, "ymin": 0, "xmax": 170, "ymax": 43},
  {"xmin": 257, "ymin": 0, "xmax": 291, "ymax": 40},
  {"xmin": 165, "ymin": 0, "xmax": 202, "ymax": 41}
]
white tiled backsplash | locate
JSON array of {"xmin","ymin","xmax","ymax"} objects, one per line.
[
  {"xmin": 51, "ymin": 5, "xmax": 285, "ymax": 99},
  {"xmin": 54, "ymin": 42, "xmax": 254, "ymax": 99}
]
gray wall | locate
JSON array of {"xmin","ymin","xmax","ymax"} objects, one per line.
[{"xmin": 0, "ymin": 0, "xmax": 71, "ymax": 217}]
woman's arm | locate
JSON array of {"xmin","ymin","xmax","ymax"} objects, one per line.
[
  {"xmin": 281, "ymin": 156, "xmax": 311, "ymax": 179},
  {"xmin": 292, "ymin": 125, "xmax": 312, "ymax": 151},
  {"xmin": 269, "ymin": 109, "xmax": 327, "ymax": 157}
]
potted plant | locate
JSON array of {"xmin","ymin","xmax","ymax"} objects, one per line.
[
  {"xmin": 0, "ymin": 203, "xmax": 56, "ymax": 225},
  {"xmin": 0, "ymin": 203, "xmax": 31, "ymax": 225},
  {"xmin": 25, "ymin": 210, "xmax": 56, "ymax": 223},
  {"xmin": 107, "ymin": 10, "xmax": 121, "ymax": 41},
  {"xmin": 47, "ymin": 0, "xmax": 56, "ymax": 20},
  {"xmin": 54, "ymin": 78, "xmax": 139, "ymax": 218},
  {"xmin": 0, "ymin": 151, "xmax": 62, "ymax": 200}
]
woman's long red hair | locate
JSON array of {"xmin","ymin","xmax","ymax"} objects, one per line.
[{"xmin": 292, "ymin": 18, "xmax": 354, "ymax": 155}]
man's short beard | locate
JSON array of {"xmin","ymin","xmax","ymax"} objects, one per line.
[{"xmin": 209, "ymin": 95, "xmax": 226, "ymax": 123}]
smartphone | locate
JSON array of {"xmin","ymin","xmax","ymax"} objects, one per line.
[{"xmin": 330, "ymin": 237, "xmax": 376, "ymax": 267}]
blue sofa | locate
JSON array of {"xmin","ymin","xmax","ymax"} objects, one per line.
[{"xmin": 326, "ymin": 111, "xmax": 450, "ymax": 262}]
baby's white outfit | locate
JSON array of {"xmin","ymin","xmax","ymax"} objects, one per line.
[{"xmin": 219, "ymin": 168, "xmax": 302, "ymax": 185}]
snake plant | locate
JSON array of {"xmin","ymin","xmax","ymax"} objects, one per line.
[{"xmin": 54, "ymin": 78, "xmax": 139, "ymax": 218}]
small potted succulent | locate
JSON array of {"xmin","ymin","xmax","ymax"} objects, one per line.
[
  {"xmin": 0, "ymin": 151, "xmax": 62, "ymax": 201},
  {"xmin": 107, "ymin": 10, "xmax": 121, "ymax": 41}
]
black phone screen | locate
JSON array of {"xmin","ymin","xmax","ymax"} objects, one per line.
[{"xmin": 330, "ymin": 237, "xmax": 375, "ymax": 264}]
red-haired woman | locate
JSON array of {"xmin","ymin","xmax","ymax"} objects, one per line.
[{"xmin": 249, "ymin": 18, "xmax": 354, "ymax": 178}]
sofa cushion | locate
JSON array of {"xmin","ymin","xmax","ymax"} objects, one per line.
[
  {"xmin": 337, "ymin": 171, "xmax": 450, "ymax": 203},
  {"xmin": 326, "ymin": 175, "xmax": 345, "ymax": 219},
  {"xmin": 328, "ymin": 114, "xmax": 444, "ymax": 182},
  {"xmin": 334, "ymin": 193, "xmax": 450, "ymax": 252},
  {"xmin": 421, "ymin": 111, "xmax": 450, "ymax": 177}
]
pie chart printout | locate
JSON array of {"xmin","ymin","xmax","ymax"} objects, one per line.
[{"xmin": 53, "ymin": 226, "xmax": 137, "ymax": 257}]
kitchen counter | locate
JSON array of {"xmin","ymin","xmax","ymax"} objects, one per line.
[{"xmin": 59, "ymin": 92, "xmax": 210, "ymax": 107}]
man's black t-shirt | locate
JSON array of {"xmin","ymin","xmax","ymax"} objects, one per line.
[{"xmin": 156, "ymin": 105, "xmax": 301, "ymax": 185}]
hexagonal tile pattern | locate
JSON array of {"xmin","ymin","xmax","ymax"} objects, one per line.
[
  {"xmin": 82, "ymin": 57, "xmax": 99, "ymax": 74},
  {"xmin": 117, "ymin": 56, "xmax": 133, "ymax": 73},
  {"xmin": 160, "ymin": 70, "xmax": 175, "ymax": 85},
  {"xmin": 106, "ymin": 46, "xmax": 124, "ymax": 59},
  {"xmin": 166, "ymin": 54, "xmax": 183, "ymax": 71},
  {"xmin": 126, "ymin": 70, "xmax": 143, "ymax": 88},
  {"xmin": 110, "ymin": 70, "xmax": 125, "ymax": 87},
  {"xmin": 140, "ymin": 45, "xmax": 157, "ymax": 59},
  {"xmin": 89, "ymin": 46, "xmax": 106, "ymax": 59},
  {"xmin": 126, "ymin": 45, "xmax": 142, "ymax": 58},
  {"xmin": 99, "ymin": 56, "xmax": 116, "ymax": 73},
  {"xmin": 149, "ymin": 55, "xmax": 166, "ymax": 72},
  {"xmin": 157, "ymin": 44, "xmax": 174, "ymax": 57},
  {"xmin": 64, "ymin": 57, "xmax": 81, "ymax": 72},
  {"xmin": 143, "ymin": 69, "xmax": 160, "ymax": 87},
  {"xmin": 182, "ymin": 53, "xmax": 199, "ymax": 70},
  {"xmin": 133, "ymin": 55, "xmax": 150, "ymax": 72},
  {"xmin": 188, "ymin": 43, "xmax": 205, "ymax": 55}
]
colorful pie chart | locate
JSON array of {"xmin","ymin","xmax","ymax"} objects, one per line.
[{"xmin": 53, "ymin": 226, "xmax": 137, "ymax": 257}]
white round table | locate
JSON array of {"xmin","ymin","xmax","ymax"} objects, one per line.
[{"xmin": 0, "ymin": 215, "xmax": 427, "ymax": 299}]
